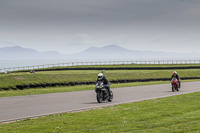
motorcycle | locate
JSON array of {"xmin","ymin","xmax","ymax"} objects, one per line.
[
  {"xmin": 171, "ymin": 78, "xmax": 181, "ymax": 92},
  {"xmin": 94, "ymin": 81, "xmax": 113, "ymax": 103}
]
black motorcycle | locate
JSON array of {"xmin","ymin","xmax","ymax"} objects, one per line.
[{"xmin": 95, "ymin": 81, "xmax": 113, "ymax": 103}]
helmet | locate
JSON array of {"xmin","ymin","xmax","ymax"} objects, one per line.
[
  {"xmin": 173, "ymin": 71, "xmax": 177, "ymax": 75},
  {"xmin": 98, "ymin": 73, "xmax": 103, "ymax": 80}
]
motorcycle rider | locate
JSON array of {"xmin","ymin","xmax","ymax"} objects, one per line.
[
  {"xmin": 171, "ymin": 71, "xmax": 181, "ymax": 88},
  {"xmin": 96, "ymin": 73, "xmax": 111, "ymax": 96}
]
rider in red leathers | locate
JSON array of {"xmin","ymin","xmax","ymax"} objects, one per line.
[{"xmin": 171, "ymin": 71, "xmax": 181, "ymax": 88}]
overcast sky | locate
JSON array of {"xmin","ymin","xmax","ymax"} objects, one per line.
[{"xmin": 0, "ymin": 0, "xmax": 200, "ymax": 54}]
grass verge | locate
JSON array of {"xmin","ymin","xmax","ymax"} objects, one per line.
[
  {"xmin": 0, "ymin": 91, "xmax": 199, "ymax": 132},
  {"xmin": 0, "ymin": 81, "xmax": 167, "ymax": 97},
  {"xmin": 0, "ymin": 79, "xmax": 199, "ymax": 98},
  {"xmin": 1, "ymin": 69, "xmax": 200, "ymax": 89}
]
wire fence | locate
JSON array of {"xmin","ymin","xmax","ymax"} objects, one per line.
[{"xmin": 1, "ymin": 60, "xmax": 200, "ymax": 73}]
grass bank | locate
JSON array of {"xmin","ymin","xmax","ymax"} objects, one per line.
[
  {"xmin": 0, "ymin": 81, "xmax": 168, "ymax": 97},
  {"xmin": 0, "ymin": 80, "xmax": 199, "ymax": 98},
  {"xmin": 0, "ymin": 91, "xmax": 199, "ymax": 132},
  {"xmin": 1, "ymin": 69, "xmax": 200, "ymax": 89}
]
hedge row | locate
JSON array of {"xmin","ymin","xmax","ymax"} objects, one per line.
[
  {"xmin": 17, "ymin": 66, "xmax": 200, "ymax": 72},
  {"xmin": 1, "ymin": 77, "xmax": 200, "ymax": 91}
]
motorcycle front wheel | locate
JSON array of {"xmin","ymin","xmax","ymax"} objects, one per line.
[
  {"xmin": 172, "ymin": 84, "xmax": 175, "ymax": 92},
  {"xmin": 97, "ymin": 91, "xmax": 103, "ymax": 103}
]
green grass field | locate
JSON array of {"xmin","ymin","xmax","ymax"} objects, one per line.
[
  {"xmin": 1, "ymin": 64, "xmax": 200, "ymax": 132},
  {"xmin": 1, "ymin": 63, "xmax": 200, "ymax": 98},
  {"xmin": 0, "ymin": 91, "xmax": 199, "ymax": 132},
  {"xmin": 1, "ymin": 69, "xmax": 200, "ymax": 89}
]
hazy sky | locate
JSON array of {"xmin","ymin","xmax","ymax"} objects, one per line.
[{"xmin": 0, "ymin": 0, "xmax": 200, "ymax": 54}]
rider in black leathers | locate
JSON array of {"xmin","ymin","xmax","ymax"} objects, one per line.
[
  {"xmin": 171, "ymin": 71, "xmax": 181, "ymax": 88},
  {"xmin": 96, "ymin": 73, "xmax": 111, "ymax": 96}
]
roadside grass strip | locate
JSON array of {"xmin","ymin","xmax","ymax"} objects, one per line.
[
  {"xmin": 1, "ymin": 69, "xmax": 200, "ymax": 90},
  {"xmin": 0, "ymin": 91, "xmax": 199, "ymax": 132},
  {"xmin": 0, "ymin": 81, "xmax": 168, "ymax": 97},
  {"xmin": 0, "ymin": 80, "xmax": 199, "ymax": 97}
]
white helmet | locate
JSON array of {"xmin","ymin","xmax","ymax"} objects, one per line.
[{"xmin": 98, "ymin": 73, "xmax": 103, "ymax": 80}]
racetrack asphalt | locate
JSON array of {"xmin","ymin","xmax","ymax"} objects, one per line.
[{"xmin": 0, "ymin": 81, "xmax": 200, "ymax": 123}]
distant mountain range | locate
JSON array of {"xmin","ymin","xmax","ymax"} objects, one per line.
[
  {"xmin": 0, "ymin": 45, "xmax": 200, "ymax": 60},
  {"xmin": 0, "ymin": 46, "xmax": 62, "ymax": 59},
  {"xmin": 69, "ymin": 45, "xmax": 200, "ymax": 60}
]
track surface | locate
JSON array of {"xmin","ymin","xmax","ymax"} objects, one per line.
[{"xmin": 0, "ymin": 81, "xmax": 200, "ymax": 123}]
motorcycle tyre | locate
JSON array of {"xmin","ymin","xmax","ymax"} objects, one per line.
[
  {"xmin": 97, "ymin": 92, "xmax": 103, "ymax": 103},
  {"xmin": 172, "ymin": 85, "xmax": 175, "ymax": 92}
]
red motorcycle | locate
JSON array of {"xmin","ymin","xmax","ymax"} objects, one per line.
[{"xmin": 171, "ymin": 78, "xmax": 180, "ymax": 92}]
